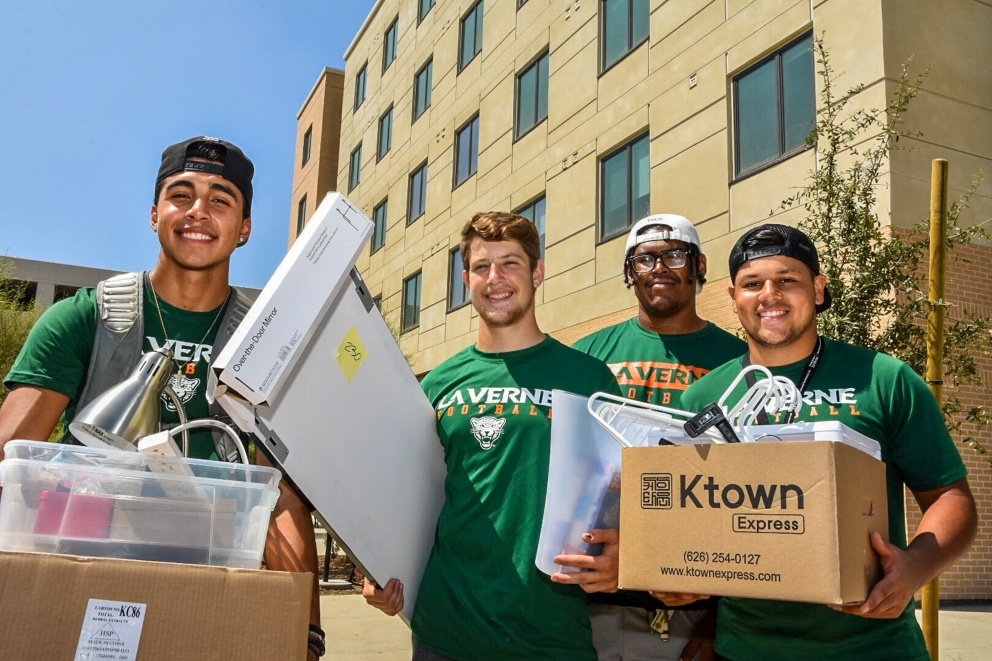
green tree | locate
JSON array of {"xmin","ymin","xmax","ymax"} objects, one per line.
[
  {"xmin": 0, "ymin": 259, "xmax": 41, "ymax": 409},
  {"xmin": 781, "ymin": 38, "xmax": 991, "ymax": 459}
]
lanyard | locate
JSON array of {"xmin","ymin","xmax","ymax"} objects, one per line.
[{"xmin": 742, "ymin": 336, "xmax": 824, "ymax": 425}]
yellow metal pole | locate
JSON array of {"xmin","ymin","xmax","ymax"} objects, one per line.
[{"xmin": 922, "ymin": 158, "xmax": 948, "ymax": 659}]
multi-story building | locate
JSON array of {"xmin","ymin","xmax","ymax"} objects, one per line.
[
  {"xmin": 293, "ymin": 0, "xmax": 991, "ymax": 599},
  {"xmin": 289, "ymin": 68, "xmax": 346, "ymax": 246}
]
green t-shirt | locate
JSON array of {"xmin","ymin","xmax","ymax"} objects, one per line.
[
  {"xmin": 574, "ymin": 319, "xmax": 746, "ymax": 609},
  {"xmin": 681, "ymin": 338, "xmax": 968, "ymax": 661},
  {"xmin": 411, "ymin": 336, "xmax": 621, "ymax": 660},
  {"xmin": 6, "ymin": 284, "xmax": 226, "ymax": 459},
  {"xmin": 573, "ymin": 319, "xmax": 746, "ymax": 410}
]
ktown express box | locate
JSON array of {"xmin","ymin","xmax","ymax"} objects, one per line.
[
  {"xmin": 0, "ymin": 551, "xmax": 311, "ymax": 661},
  {"xmin": 619, "ymin": 441, "xmax": 888, "ymax": 604}
]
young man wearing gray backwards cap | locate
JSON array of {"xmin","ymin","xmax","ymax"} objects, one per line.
[
  {"xmin": 0, "ymin": 137, "xmax": 327, "ymax": 659},
  {"xmin": 572, "ymin": 214, "xmax": 746, "ymax": 660},
  {"xmin": 666, "ymin": 223, "xmax": 977, "ymax": 660}
]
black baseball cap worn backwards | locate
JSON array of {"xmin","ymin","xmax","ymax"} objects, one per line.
[
  {"xmin": 156, "ymin": 136, "xmax": 254, "ymax": 215},
  {"xmin": 728, "ymin": 223, "xmax": 832, "ymax": 313}
]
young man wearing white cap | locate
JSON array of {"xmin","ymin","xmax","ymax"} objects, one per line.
[
  {"xmin": 572, "ymin": 214, "xmax": 746, "ymax": 660},
  {"xmin": 672, "ymin": 223, "xmax": 977, "ymax": 660},
  {"xmin": 0, "ymin": 136, "xmax": 326, "ymax": 659}
]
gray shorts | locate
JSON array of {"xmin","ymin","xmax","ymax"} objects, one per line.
[{"xmin": 591, "ymin": 604, "xmax": 710, "ymax": 661}]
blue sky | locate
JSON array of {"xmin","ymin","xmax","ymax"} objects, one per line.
[{"xmin": 0, "ymin": 0, "xmax": 377, "ymax": 288}]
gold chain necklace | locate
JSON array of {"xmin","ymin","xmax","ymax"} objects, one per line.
[{"xmin": 147, "ymin": 276, "xmax": 227, "ymax": 379}]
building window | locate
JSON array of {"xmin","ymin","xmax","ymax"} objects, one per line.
[
  {"xmin": 378, "ymin": 106, "xmax": 393, "ymax": 161},
  {"xmin": 372, "ymin": 198, "xmax": 387, "ymax": 254},
  {"xmin": 413, "ymin": 59, "xmax": 433, "ymax": 121},
  {"xmin": 448, "ymin": 248, "xmax": 470, "ymax": 310},
  {"xmin": 383, "ymin": 18, "xmax": 398, "ymax": 73},
  {"xmin": 454, "ymin": 114, "xmax": 480, "ymax": 188},
  {"xmin": 601, "ymin": 0, "xmax": 649, "ymax": 72},
  {"xmin": 516, "ymin": 195, "xmax": 546, "ymax": 258},
  {"xmin": 418, "ymin": 0, "xmax": 436, "ymax": 23},
  {"xmin": 349, "ymin": 144, "xmax": 362, "ymax": 192},
  {"xmin": 600, "ymin": 132, "xmax": 649, "ymax": 240},
  {"xmin": 354, "ymin": 62, "xmax": 367, "ymax": 111},
  {"xmin": 733, "ymin": 33, "xmax": 815, "ymax": 177},
  {"xmin": 296, "ymin": 195, "xmax": 307, "ymax": 235},
  {"xmin": 459, "ymin": 1, "xmax": 484, "ymax": 71},
  {"xmin": 516, "ymin": 51, "xmax": 549, "ymax": 139},
  {"xmin": 373, "ymin": 294, "xmax": 382, "ymax": 311},
  {"xmin": 408, "ymin": 161, "xmax": 428, "ymax": 223},
  {"xmin": 301, "ymin": 125, "xmax": 312, "ymax": 166},
  {"xmin": 402, "ymin": 272, "xmax": 422, "ymax": 332}
]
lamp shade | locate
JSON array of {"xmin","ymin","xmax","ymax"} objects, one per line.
[{"xmin": 69, "ymin": 350, "xmax": 174, "ymax": 451}]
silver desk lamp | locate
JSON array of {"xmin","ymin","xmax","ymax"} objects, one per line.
[{"xmin": 69, "ymin": 349, "xmax": 174, "ymax": 451}]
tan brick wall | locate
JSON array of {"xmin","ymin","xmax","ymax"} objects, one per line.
[{"xmin": 904, "ymin": 239, "xmax": 992, "ymax": 600}]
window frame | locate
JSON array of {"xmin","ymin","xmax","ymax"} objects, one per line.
[
  {"xmin": 458, "ymin": 1, "xmax": 484, "ymax": 72},
  {"xmin": 301, "ymin": 125, "xmax": 312, "ymax": 167},
  {"xmin": 296, "ymin": 195, "xmax": 307, "ymax": 235},
  {"xmin": 515, "ymin": 195, "xmax": 547, "ymax": 258},
  {"xmin": 418, "ymin": 0, "xmax": 436, "ymax": 24},
  {"xmin": 372, "ymin": 198, "xmax": 388, "ymax": 254},
  {"xmin": 413, "ymin": 58, "xmax": 433, "ymax": 122},
  {"xmin": 600, "ymin": 0, "xmax": 649, "ymax": 74},
  {"xmin": 732, "ymin": 32, "xmax": 816, "ymax": 180},
  {"xmin": 599, "ymin": 132, "xmax": 650, "ymax": 242},
  {"xmin": 515, "ymin": 50, "xmax": 549, "ymax": 140},
  {"xmin": 401, "ymin": 271, "xmax": 423, "ymax": 332},
  {"xmin": 453, "ymin": 114, "xmax": 480, "ymax": 189},
  {"xmin": 354, "ymin": 62, "xmax": 368, "ymax": 111},
  {"xmin": 377, "ymin": 105, "xmax": 394, "ymax": 161},
  {"xmin": 447, "ymin": 247, "xmax": 470, "ymax": 311},
  {"xmin": 408, "ymin": 161, "xmax": 429, "ymax": 224},
  {"xmin": 348, "ymin": 143, "xmax": 362, "ymax": 192},
  {"xmin": 382, "ymin": 17, "xmax": 399, "ymax": 74}
]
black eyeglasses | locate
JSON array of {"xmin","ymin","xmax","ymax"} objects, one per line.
[{"xmin": 627, "ymin": 249, "xmax": 690, "ymax": 273}]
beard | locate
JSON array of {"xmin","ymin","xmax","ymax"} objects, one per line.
[
  {"xmin": 477, "ymin": 300, "xmax": 529, "ymax": 329},
  {"xmin": 744, "ymin": 313, "xmax": 817, "ymax": 350}
]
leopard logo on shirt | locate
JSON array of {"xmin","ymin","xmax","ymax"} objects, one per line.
[
  {"xmin": 469, "ymin": 416, "xmax": 506, "ymax": 450},
  {"xmin": 162, "ymin": 373, "xmax": 200, "ymax": 411}
]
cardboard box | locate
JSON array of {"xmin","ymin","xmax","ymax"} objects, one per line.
[
  {"xmin": 619, "ymin": 441, "xmax": 888, "ymax": 604},
  {"xmin": 212, "ymin": 192, "xmax": 372, "ymax": 406},
  {"xmin": 0, "ymin": 551, "xmax": 311, "ymax": 661}
]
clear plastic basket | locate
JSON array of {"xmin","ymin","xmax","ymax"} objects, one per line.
[{"xmin": 0, "ymin": 440, "xmax": 281, "ymax": 568}]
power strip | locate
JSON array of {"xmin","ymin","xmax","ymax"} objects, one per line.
[{"xmin": 137, "ymin": 431, "xmax": 203, "ymax": 499}]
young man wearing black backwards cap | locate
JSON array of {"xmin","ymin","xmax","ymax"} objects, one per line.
[
  {"xmin": 0, "ymin": 137, "xmax": 326, "ymax": 659},
  {"xmin": 666, "ymin": 223, "xmax": 977, "ymax": 660}
]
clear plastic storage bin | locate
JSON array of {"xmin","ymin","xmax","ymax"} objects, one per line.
[{"xmin": 0, "ymin": 440, "xmax": 281, "ymax": 569}]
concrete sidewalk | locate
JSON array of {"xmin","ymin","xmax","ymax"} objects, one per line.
[{"xmin": 319, "ymin": 593, "xmax": 992, "ymax": 660}]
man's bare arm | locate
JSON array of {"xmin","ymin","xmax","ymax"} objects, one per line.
[
  {"xmin": 833, "ymin": 477, "xmax": 977, "ymax": 619},
  {"xmin": 257, "ymin": 451, "xmax": 322, "ymax": 651},
  {"xmin": 0, "ymin": 385, "xmax": 69, "ymax": 453}
]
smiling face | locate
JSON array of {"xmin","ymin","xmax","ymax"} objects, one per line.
[
  {"xmin": 628, "ymin": 239, "xmax": 704, "ymax": 321},
  {"xmin": 150, "ymin": 165, "xmax": 251, "ymax": 273},
  {"xmin": 730, "ymin": 255, "xmax": 826, "ymax": 364},
  {"xmin": 464, "ymin": 237, "xmax": 544, "ymax": 331}
]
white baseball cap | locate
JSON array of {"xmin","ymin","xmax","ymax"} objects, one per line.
[{"xmin": 624, "ymin": 214, "xmax": 701, "ymax": 258}]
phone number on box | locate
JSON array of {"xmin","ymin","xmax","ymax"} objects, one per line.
[{"xmin": 683, "ymin": 551, "xmax": 761, "ymax": 565}]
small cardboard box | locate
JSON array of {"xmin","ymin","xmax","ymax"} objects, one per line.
[
  {"xmin": 619, "ymin": 441, "xmax": 888, "ymax": 604},
  {"xmin": 212, "ymin": 192, "xmax": 372, "ymax": 406},
  {"xmin": 0, "ymin": 551, "xmax": 311, "ymax": 661}
]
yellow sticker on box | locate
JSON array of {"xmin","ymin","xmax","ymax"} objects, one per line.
[{"xmin": 336, "ymin": 326, "xmax": 368, "ymax": 382}]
